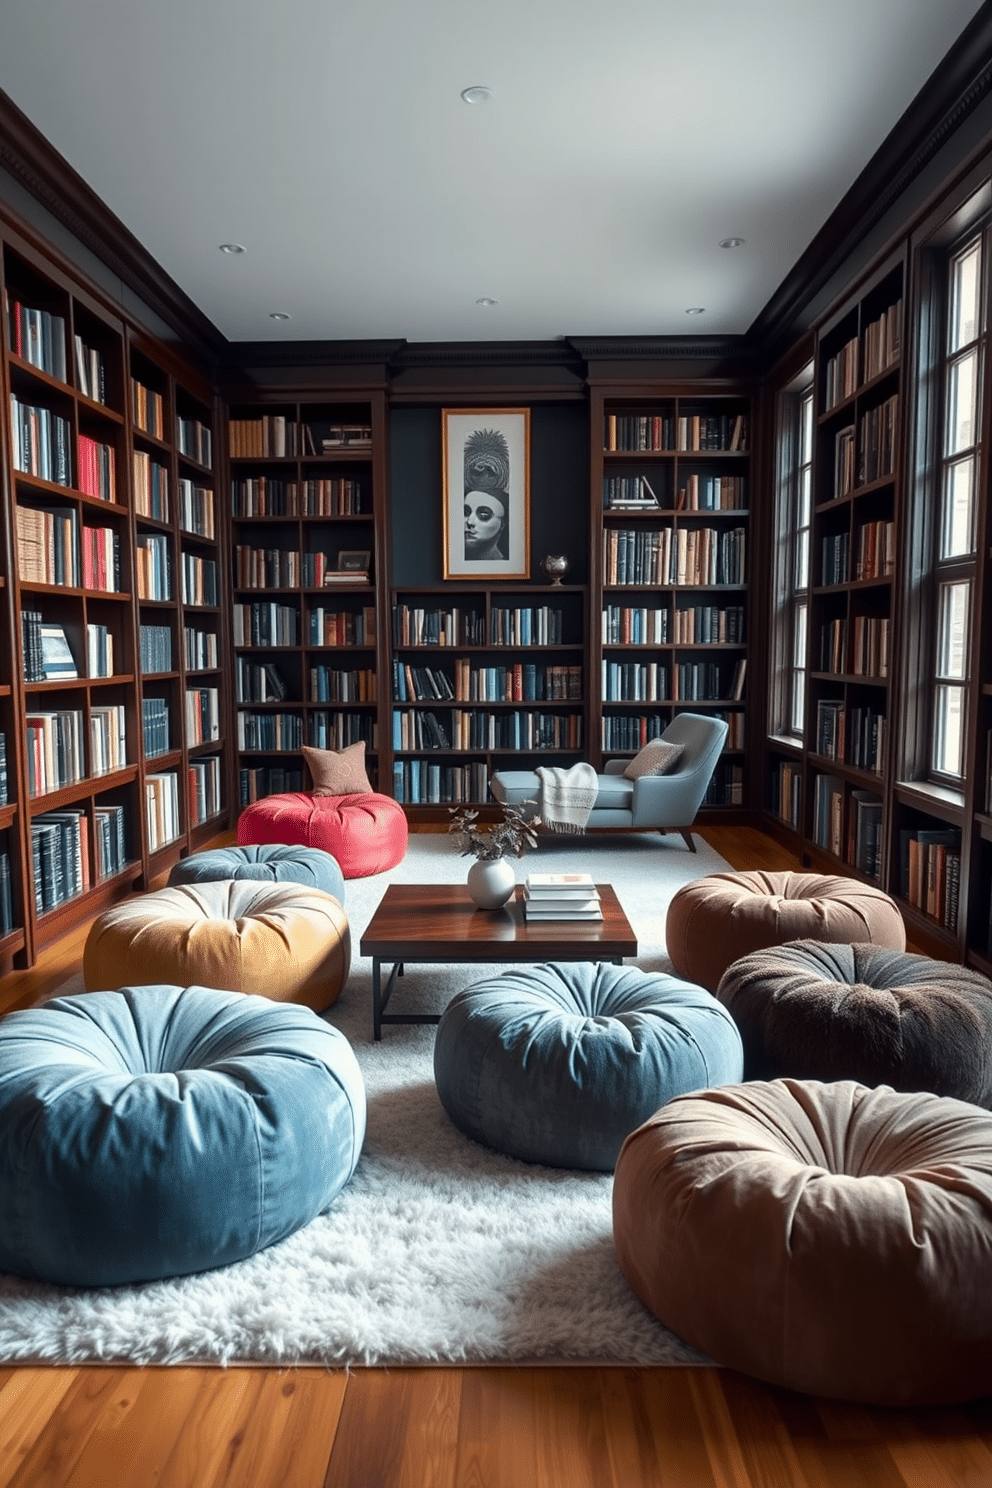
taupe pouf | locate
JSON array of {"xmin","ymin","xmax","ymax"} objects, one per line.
[
  {"xmin": 83, "ymin": 880, "xmax": 351, "ymax": 1012},
  {"xmin": 665, "ymin": 870, "xmax": 906, "ymax": 992},
  {"xmin": 716, "ymin": 939, "xmax": 992, "ymax": 1104},
  {"xmin": 613, "ymin": 1078, "xmax": 992, "ymax": 1405}
]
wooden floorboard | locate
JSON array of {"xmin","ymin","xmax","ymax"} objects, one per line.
[{"xmin": 0, "ymin": 823, "xmax": 985, "ymax": 1486}]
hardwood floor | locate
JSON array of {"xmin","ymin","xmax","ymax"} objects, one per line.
[{"xmin": 0, "ymin": 824, "xmax": 985, "ymax": 1487}]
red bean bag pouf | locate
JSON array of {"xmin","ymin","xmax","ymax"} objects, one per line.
[{"xmin": 238, "ymin": 791, "xmax": 407, "ymax": 878}]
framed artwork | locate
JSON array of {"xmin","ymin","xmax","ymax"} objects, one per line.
[
  {"xmin": 336, "ymin": 549, "xmax": 370, "ymax": 571},
  {"xmin": 442, "ymin": 408, "xmax": 530, "ymax": 579}
]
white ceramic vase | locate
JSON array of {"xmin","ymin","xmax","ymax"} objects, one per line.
[{"xmin": 466, "ymin": 855, "xmax": 516, "ymax": 910}]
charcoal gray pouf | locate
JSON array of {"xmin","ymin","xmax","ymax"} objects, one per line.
[
  {"xmin": 717, "ymin": 939, "xmax": 992, "ymax": 1105},
  {"xmin": 168, "ymin": 842, "xmax": 345, "ymax": 904},
  {"xmin": 434, "ymin": 960, "xmax": 743, "ymax": 1171}
]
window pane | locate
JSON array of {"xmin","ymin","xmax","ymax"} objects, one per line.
[
  {"xmin": 950, "ymin": 240, "xmax": 982, "ymax": 353},
  {"xmin": 945, "ymin": 349, "xmax": 979, "ymax": 454},
  {"xmin": 933, "ymin": 683, "xmax": 966, "ymax": 776},
  {"xmin": 793, "ymin": 601, "xmax": 807, "ymax": 669},
  {"xmin": 790, "ymin": 671, "xmax": 805, "ymax": 734},
  {"xmin": 940, "ymin": 456, "xmax": 976, "ymax": 558},
  {"xmin": 798, "ymin": 465, "xmax": 811, "ymax": 527},
  {"xmin": 800, "ymin": 392, "xmax": 814, "ymax": 464},
  {"xmin": 937, "ymin": 580, "xmax": 971, "ymax": 679},
  {"xmin": 795, "ymin": 529, "xmax": 809, "ymax": 591}
]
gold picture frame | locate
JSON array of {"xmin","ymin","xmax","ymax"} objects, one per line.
[{"xmin": 442, "ymin": 408, "xmax": 530, "ymax": 579}]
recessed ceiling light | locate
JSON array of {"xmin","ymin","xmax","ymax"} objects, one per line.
[
  {"xmin": 219, "ymin": 243, "xmax": 245, "ymax": 254},
  {"xmin": 269, "ymin": 312, "xmax": 291, "ymax": 321},
  {"xmin": 476, "ymin": 297, "xmax": 498, "ymax": 307},
  {"xmin": 461, "ymin": 85, "xmax": 493, "ymax": 105},
  {"xmin": 685, "ymin": 307, "xmax": 706, "ymax": 316},
  {"xmin": 720, "ymin": 237, "xmax": 746, "ymax": 249}
]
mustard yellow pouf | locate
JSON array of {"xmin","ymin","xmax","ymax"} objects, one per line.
[
  {"xmin": 613, "ymin": 1078, "xmax": 992, "ymax": 1406},
  {"xmin": 665, "ymin": 870, "xmax": 905, "ymax": 992},
  {"xmin": 84, "ymin": 880, "xmax": 350, "ymax": 1012}
]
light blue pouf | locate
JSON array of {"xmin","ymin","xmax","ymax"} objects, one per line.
[
  {"xmin": 168, "ymin": 843, "xmax": 345, "ymax": 904},
  {"xmin": 434, "ymin": 961, "xmax": 743, "ymax": 1171},
  {"xmin": 0, "ymin": 984, "xmax": 365, "ymax": 1286}
]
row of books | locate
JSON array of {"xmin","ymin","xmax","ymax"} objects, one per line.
[
  {"xmin": 821, "ymin": 532, "xmax": 851, "ymax": 586},
  {"xmin": 231, "ymin": 476, "xmax": 367, "ymax": 517},
  {"xmin": 136, "ymin": 532, "xmax": 171, "ymax": 599},
  {"xmin": 229, "ymin": 415, "xmax": 301, "ymax": 458},
  {"xmin": 393, "ymin": 711, "xmax": 583, "ymax": 752},
  {"xmin": 10, "ymin": 395, "xmax": 71, "ymax": 486},
  {"xmin": 78, "ymin": 435, "xmax": 116, "ymax": 502},
  {"xmin": 239, "ymin": 765, "xmax": 305, "ymax": 805},
  {"xmin": 704, "ymin": 761, "xmax": 744, "ymax": 806},
  {"xmin": 145, "ymin": 772, "xmax": 180, "ymax": 852},
  {"xmin": 31, "ymin": 809, "xmax": 90, "ymax": 913},
  {"xmin": 523, "ymin": 872, "xmax": 602, "ymax": 921},
  {"xmin": 237, "ymin": 712, "xmax": 304, "ymax": 752},
  {"xmin": 6, "ymin": 296, "xmax": 68, "ymax": 380},
  {"xmin": 177, "ymin": 417, "xmax": 212, "ymax": 469},
  {"xmin": 392, "ymin": 710, "xmax": 451, "ymax": 751},
  {"xmin": 603, "ymin": 412, "xmax": 749, "ymax": 452},
  {"xmin": 602, "ymin": 710, "xmax": 744, "ymax": 754},
  {"xmin": 605, "ymin": 472, "xmax": 746, "ymax": 511},
  {"xmin": 233, "ymin": 601, "xmax": 300, "ymax": 647},
  {"xmin": 391, "ymin": 605, "xmax": 485, "ymax": 647},
  {"xmin": 823, "ymin": 336, "xmax": 859, "ymax": 411},
  {"xmin": 16, "ymin": 502, "xmax": 79, "ymax": 585},
  {"xmin": 139, "ymin": 623, "xmax": 173, "ymax": 674},
  {"xmin": 90, "ymin": 704, "xmax": 127, "ymax": 776},
  {"xmin": 392, "ymin": 759, "xmax": 491, "ymax": 805},
  {"xmin": 22, "ymin": 616, "xmax": 117, "ymax": 682},
  {"xmin": 488, "ymin": 607, "xmax": 568, "ymax": 647},
  {"xmin": 188, "ymin": 756, "xmax": 222, "ymax": 827},
  {"xmin": 178, "ymin": 479, "xmax": 215, "ymax": 538},
  {"xmin": 814, "ymin": 701, "xmax": 886, "ymax": 773},
  {"xmin": 26, "ymin": 709, "xmax": 85, "ymax": 796},
  {"xmin": 306, "ymin": 606, "xmax": 375, "ymax": 646},
  {"xmin": 233, "ymin": 546, "xmax": 347, "ymax": 590},
  {"xmin": 185, "ymin": 626, "xmax": 218, "ymax": 671},
  {"xmin": 395, "ymin": 661, "xmax": 583, "ymax": 704},
  {"xmin": 608, "ymin": 603, "xmax": 749, "ymax": 650},
  {"xmin": 142, "ymin": 697, "xmax": 171, "ymax": 758},
  {"xmin": 132, "ymin": 378, "xmax": 165, "ymax": 439},
  {"xmin": 308, "ymin": 713, "xmax": 377, "ymax": 751},
  {"xmin": 0, "ymin": 733, "xmax": 6, "ymax": 805},
  {"xmin": 87, "ymin": 624, "xmax": 114, "ymax": 678},
  {"xmin": 819, "ymin": 615, "xmax": 890, "ymax": 677},
  {"xmin": 0, "ymin": 851, "xmax": 12, "ymax": 936},
  {"xmin": 237, "ymin": 658, "xmax": 290, "ymax": 703},
  {"xmin": 899, "ymin": 826, "xmax": 960, "ymax": 929},
  {"xmin": 186, "ymin": 688, "xmax": 220, "ymax": 745},
  {"xmin": 181, "ymin": 553, "xmax": 218, "ymax": 607},
  {"xmin": 853, "ymin": 520, "xmax": 895, "ymax": 581},
  {"xmin": 603, "ymin": 526, "xmax": 747, "ymax": 587},
  {"xmin": 310, "ymin": 666, "xmax": 377, "ymax": 703},
  {"xmin": 81, "ymin": 524, "xmax": 121, "ymax": 592},
  {"xmin": 857, "ymin": 396, "xmax": 899, "ymax": 486},
  {"xmin": 132, "ymin": 451, "xmax": 169, "ymax": 520},
  {"xmin": 602, "ymin": 661, "xmax": 668, "ymax": 702},
  {"xmin": 772, "ymin": 760, "xmax": 802, "ymax": 830}
]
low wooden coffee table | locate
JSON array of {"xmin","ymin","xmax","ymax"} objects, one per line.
[{"xmin": 360, "ymin": 882, "xmax": 637, "ymax": 1039}]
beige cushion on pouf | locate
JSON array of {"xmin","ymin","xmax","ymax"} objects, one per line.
[
  {"xmin": 613, "ymin": 1078, "xmax": 992, "ymax": 1406},
  {"xmin": 83, "ymin": 881, "xmax": 350, "ymax": 1013},
  {"xmin": 665, "ymin": 870, "xmax": 905, "ymax": 992}
]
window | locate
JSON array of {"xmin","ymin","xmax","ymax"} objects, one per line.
[
  {"xmin": 770, "ymin": 370, "xmax": 814, "ymax": 740},
  {"xmin": 930, "ymin": 234, "xmax": 984, "ymax": 780}
]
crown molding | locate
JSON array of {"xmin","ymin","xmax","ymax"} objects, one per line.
[
  {"xmin": 0, "ymin": 87, "xmax": 226, "ymax": 367},
  {"xmin": 748, "ymin": 1, "xmax": 992, "ymax": 360}
]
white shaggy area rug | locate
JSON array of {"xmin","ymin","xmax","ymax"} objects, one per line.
[{"xmin": 0, "ymin": 831, "xmax": 732, "ymax": 1367}]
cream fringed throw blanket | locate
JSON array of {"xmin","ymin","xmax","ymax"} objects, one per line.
[{"xmin": 535, "ymin": 763, "xmax": 599, "ymax": 834}]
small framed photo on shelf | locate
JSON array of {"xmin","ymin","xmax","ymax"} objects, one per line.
[
  {"xmin": 442, "ymin": 408, "xmax": 530, "ymax": 579},
  {"xmin": 337, "ymin": 550, "xmax": 370, "ymax": 572}
]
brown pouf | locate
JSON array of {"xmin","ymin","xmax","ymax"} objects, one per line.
[
  {"xmin": 83, "ymin": 880, "xmax": 351, "ymax": 1012},
  {"xmin": 613, "ymin": 1078, "xmax": 992, "ymax": 1405},
  {"xmin": 716, "ymin": 939, "xmax": 992, "ymax": 1104},
  {"xmin": 665, "ymin": 870, "xmax": 905, "ymax": 992}
]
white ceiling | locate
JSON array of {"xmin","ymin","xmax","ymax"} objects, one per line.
[{"xmin": 0, "ymin": 0, "xmax": 986, "ymax": 345}]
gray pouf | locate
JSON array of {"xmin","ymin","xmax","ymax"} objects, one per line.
[
  {"xmin": 168, "ymin": 843, "xmax": 345, "ymax": 903},
  {"xmin": 433, "ymin": 961, "xmax": 743, "ymax": 1171},
  {"xmin": 717, "ymin": 939, "xmax": 992, "ymax": 1104}
]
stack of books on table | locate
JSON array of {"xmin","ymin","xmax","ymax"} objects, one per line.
[{"xmin": 523, "ymin": 872, "xmax": 602, "ymax": 921}]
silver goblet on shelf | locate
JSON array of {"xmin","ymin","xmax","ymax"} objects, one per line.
[{"xmin": 540, "ymin": 554, "xmax": 569, "ymax": 586}]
